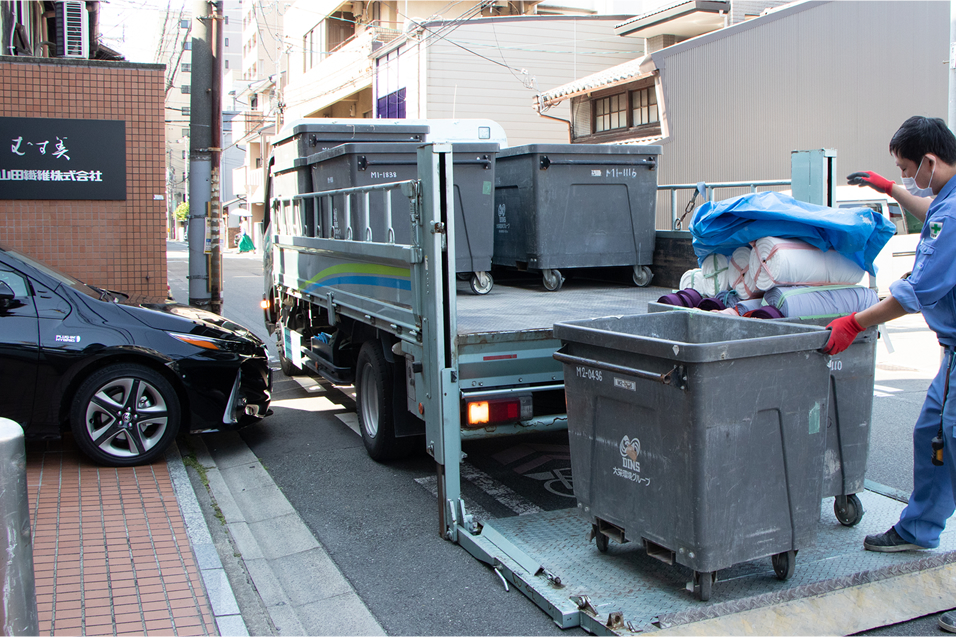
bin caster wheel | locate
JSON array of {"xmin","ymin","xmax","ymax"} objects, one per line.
[
  {"xmin": 632, "ymin": 265, "xmax": 653, "ymax": 287},
  {"xmin": 542, "ymin": 269, "xmax": 564, "ymax": 292},
  {"xmin": 694, "ymin": 571, "xmax": 715, "ymax": 601},
  {"xmin": 834, "ymin": 494, "xmax": 865, "ymax": 526},
  {"xmin": 592, "ymin": 525, "xmax": 609, "ymax": 553},
  {"xmin": 772, "ymin": 550, "xmax": 796, "ymax": 581},
  {"xmin": 470, "ymin": 271, "xmax": 494, "ymax": 295}
]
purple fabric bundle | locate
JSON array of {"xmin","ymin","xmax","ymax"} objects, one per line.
[
  {"xmin": 742, "ymin": 306, "xmax": 786, "ymax": 320},
  {"xmin": 697, "ymin": 297, "xmax": 727, "ymax": 311},
  {"xmin": 657, "ymin": 288, "xmax": 703, "ymax": 308}
]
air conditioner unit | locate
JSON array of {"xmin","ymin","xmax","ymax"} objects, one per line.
[{"xmin": 55, "ymin": 1, "xmax": 90, "ymax": 58}]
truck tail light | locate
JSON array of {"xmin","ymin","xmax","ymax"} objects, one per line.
[{"xmin": 464, "ymin": 396, "xmax": 532, "ymax": 427}]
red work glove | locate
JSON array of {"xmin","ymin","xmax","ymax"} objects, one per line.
[
  {"xmin": 824, "ymin": 313, "xmax": 864, "ymax": 355},
  {"xmin": 847, "ymin": 171, "xmax": 895, "ymax": 195}
]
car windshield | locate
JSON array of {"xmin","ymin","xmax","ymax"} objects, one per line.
[{"xmin": 0, "ymin": 243, "xmax": 105, "ymax": 300}]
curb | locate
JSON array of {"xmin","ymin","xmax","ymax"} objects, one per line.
[
  {"xmin": 166, "ymin": 442, "xmax": 250, "ymax": 636},
  {"xmin": 189, "ymin": 431, "xmax": 385, "ymax": 636}
]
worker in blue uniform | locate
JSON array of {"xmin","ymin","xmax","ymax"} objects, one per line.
[{"xmin": 831, "ymin": 115, "xmax": 956, "ymax": 633}]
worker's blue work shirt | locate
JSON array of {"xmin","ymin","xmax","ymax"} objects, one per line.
[{"xmin": 890, "ymin": 176, "xmax": 956, "ymax": 347}]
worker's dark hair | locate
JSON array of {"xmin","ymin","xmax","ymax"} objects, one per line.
[{"xmin": 889, "ymin": 116, "xmax": 956, "ymax": 165}]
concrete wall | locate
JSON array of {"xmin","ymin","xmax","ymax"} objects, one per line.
[{"xmin": 0, "ymin": 56, "xmax": 167, "ymax": 303}]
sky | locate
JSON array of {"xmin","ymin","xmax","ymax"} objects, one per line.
[{"xmin": 98, "ymin": 0, "xmax": 187, "ymax": 63}]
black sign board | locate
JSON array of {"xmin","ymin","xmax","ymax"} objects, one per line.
[{"xmin": 0, "ymin": 117, "xmax": 126, "ymax": 200}]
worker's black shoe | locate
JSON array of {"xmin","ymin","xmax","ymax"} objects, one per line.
[
  {"xmin": 939, "ymin": 610, "xmax": 956, "ymax": 633},
  {"xmin": 863, "ymin": 526, "xmax": 928, "ymax": 552}
]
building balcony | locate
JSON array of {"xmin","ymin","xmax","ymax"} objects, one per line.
[{"xmin": 284, "ymin": 25, "xmax": 403, "ymax": 119}]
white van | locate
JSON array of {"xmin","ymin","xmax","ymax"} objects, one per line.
[{"xmin": 834, "ymin": 186, "xmax": 922, "ymax": 297}]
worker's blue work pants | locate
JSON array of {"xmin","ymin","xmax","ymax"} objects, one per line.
[{"xmin": 895, "ymin": 348, "xmax": 956, "ymax": 548}]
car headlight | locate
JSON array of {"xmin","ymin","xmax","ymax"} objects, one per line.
[{"xmin": 168, "ymin": 332, "xmax": 232, "ymax": 351}]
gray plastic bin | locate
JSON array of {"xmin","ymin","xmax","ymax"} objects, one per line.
[
  {"xmin": 553, "ymin": 311, "xmax": 831, "ymax": 600},
  {"xmin": 647, "ymin": 302, "xmax": 877, "ymax": 527},
  {"xmin": 271, "ymin": 123, "xmax": 430, "ymax": 239},
  {"xmin": 307, "ymin": 142, "xmax": 498, "ymax": 293},
  {"xmin": 493, "ymin": 144, "xmax": 661, "ymax": 291}
]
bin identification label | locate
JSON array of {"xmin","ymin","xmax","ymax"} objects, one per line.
[
  {"xmin": 614, "ymin": 377, "xmax": 636, "ymax": 391},
  {"xmin": 614, "ymin": 436, "xmax": 651, "ymax": 486},
  {"xmin": 591, "ymin": 170, "xmax": 601, "ymax": 177},
  {"xmin": 576, "ymin": 366, "xmax": 602, "ymax": 381}
]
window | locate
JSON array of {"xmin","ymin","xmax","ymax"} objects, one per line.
[
  {"xmin": 181, "ymin": 84, "xmax": 190, "ymax": 94},
  {"xmin": 250, "ymin": 94, "xmax": 258, "ymax": 110},
  {"xmin": 182, "ymin": 150, "xmax": 186, "ymax": 159},
  {"xmin": 631, "ymin": 87, "xmax": 659, "ymax": 126},
  {"xmin": 304, "ymin": 24, "xmax": 320, "ymax": 71},
  {"xmin": 182, "ymin": 128, "xmax": 190, "ymax": 137},
  {"xmin": 180, "ymin": 19, "xmax": 189, "ymax": 28},
  {"xmin": 224, "ymin": 15, "xmax": 228, "ymax": 24},
  {"xmin": 184, "ymin": 40, "xmax": 191, "ymax": 50},
  {"xmin": 224, "ymin": 37, "xmax": 229, "ymax": 47},
  {"xmin": 181, "ymin": 63, "xmax": 191, "ymax": 73},
  {"xmin": 255, "ymin": 157, "xmax": 262, "ymax": 168},
  {"xmin": 594, "ymin": 93, "xmax": 626, "ymax": 132},
  {"xmin": 327, "ymin": 11, "xmax": 355, "ymax": 53},
  {"xmin": 377, "ymin": 88, "xmax": 406, "ymax": 119},
  {"xmin": 182, "ymin": 106, "xmax": 190, "ymax": 115}
]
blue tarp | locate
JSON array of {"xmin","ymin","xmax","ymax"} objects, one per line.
[{"xmin": 688, "ymin": 191, "xmax": 896, "ymax": 275}]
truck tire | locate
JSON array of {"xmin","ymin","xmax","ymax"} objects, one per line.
[{"xmin": 356, "ymin": 341, "xmax": 416, "ymax": 461}]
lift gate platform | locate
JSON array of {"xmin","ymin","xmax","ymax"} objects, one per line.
[{"xmin": 458, "ymin": 488, "xmax": 956, "ymax": 635}]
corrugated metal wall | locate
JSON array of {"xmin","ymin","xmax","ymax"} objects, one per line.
[
  {"xmin": 424, "ymin": 17, "xmax": 643, "ymax": 146},
  {"xmin": 652, "ymin": 0, "xmax": 949, "ymax": 229}
]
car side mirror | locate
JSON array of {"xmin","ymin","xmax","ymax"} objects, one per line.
[{"xmin": 0, "ymin": 281, "xmax": 15, "ymax": 304}]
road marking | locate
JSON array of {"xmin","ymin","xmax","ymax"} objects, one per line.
[
  {"xmin": 335, "ymin": 413, "xmax": 360, "ymax": 436},
  {"xmin": 874, "ymin": 385, "xmax": 903, "ymax": 393},
  {"xmin": 460, "ymin": 463, "xmax": 543, "ymax": 515},
  {"xmin": 293, "ymin": 376, "xmax": 325, "ymax": 393},
  {"xmin": 414, "ymin": 475, "xmax": 495, "ymax": 524}
]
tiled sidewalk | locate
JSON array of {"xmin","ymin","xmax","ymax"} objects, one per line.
[{"xmin": 26, "ymin": 441, "xmax": 217, "ymax": 636}]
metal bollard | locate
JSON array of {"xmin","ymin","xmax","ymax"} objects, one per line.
[{"xmin": 0, "ymin": 418, "xmax": 38, "ymax": 636}]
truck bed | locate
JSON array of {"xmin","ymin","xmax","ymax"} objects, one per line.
[{"xmin": 455, "ymin": 277, "xmax": 672, "ymax": 336}]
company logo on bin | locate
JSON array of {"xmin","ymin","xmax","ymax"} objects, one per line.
[{"xmin": 619, "ymin": 436, "xmax": 641, "ymax": 472}]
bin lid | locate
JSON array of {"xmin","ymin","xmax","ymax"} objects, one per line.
[
  {"xmin": 554, "ymin": 311, "xmax": 829, "ymax": 363},
  {"xmin": 497, "ymin": 143, "xmax": 662, "ymax": 159},
  {"xmin": 274, "ymin": 119, "xmax": 429, "ymax": 146},
  {"xmin": 306, "ymin": 142, "xmax": 499, "ymax": 165}
]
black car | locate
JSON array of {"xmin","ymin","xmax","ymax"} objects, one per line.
[{"xmin": 0, "ymin": 243, "xmax": 271, "ymax": 466}]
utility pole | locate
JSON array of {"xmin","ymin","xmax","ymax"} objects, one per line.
[{"xmin": 187, "ymin": 0, "xmax": 223, "ymax": 313}]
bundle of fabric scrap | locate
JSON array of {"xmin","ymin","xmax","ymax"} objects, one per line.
[{"xmin": 659, "ymin": 191, "xmax": 892, "ymax": 320}]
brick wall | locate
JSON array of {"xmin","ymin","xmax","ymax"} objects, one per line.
[{"xmin": 0, "ymin": 56, "xmax": 167, "ymax": 303}]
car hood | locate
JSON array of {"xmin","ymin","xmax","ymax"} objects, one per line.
[{"xmin": 121, "ymin": 301, "xmax": 265, "ymax": 346}]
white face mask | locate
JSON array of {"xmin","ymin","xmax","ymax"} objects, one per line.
[{"xmin": 902, "ymin": 156, "xmax": 935, "ymax": 197}]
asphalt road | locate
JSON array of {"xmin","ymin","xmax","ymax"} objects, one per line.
[{"xmin": 167, "ymin": 241, "xmax": 952, "ymax": 635}]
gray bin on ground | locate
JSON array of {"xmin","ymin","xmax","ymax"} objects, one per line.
[
  {"xmin": 493, "ymin": 144, "xmax": 660, "ymax": 275},
  {"xmin": 553, "ymin": 311, "xmax": 830, "ymax": 586},
  {"xmin": 306, "ymin": 142, "xmax": 498, "ymax": 274}
]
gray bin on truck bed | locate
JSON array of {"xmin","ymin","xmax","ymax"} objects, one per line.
[
  {"xmin": 306, "ymin": 142, "xmax": 498, "ymax": 288},
  {"xmin": 493, "ymin": 144, "xmax": 660, "ymax": 290},
  {"xmin": 271, "ymin": 123, "xmax": 430, "ymax": 237},
  {"xmin": 552, "ymin": 311, "xmax": 831, "ymax": 600}
]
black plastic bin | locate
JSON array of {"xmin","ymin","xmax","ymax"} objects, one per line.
[
  {"xmin": 493, "ymin": 144, "xmax": 661, "ymax": 291},
  {"xmin": 307, "ymin": 142, "xmax": 499, "ymax": 294},
  {"xmin": 553, "ymin": 311, "xmax": 831, "ymax": 601}
]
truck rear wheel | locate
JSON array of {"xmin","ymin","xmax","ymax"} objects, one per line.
[{"xmin": 356, "ymin": 341, "xmax": 416, "ymax": 461}]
